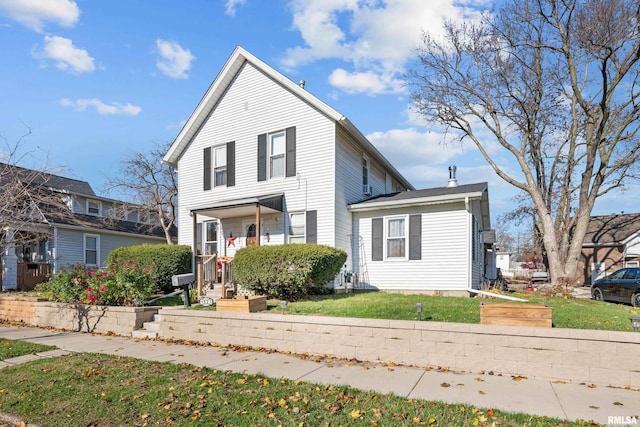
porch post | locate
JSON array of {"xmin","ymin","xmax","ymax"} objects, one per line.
[
  {"xmin": 192, "ymin": 211, "xmax": 199, "ymax": 288},
  {"xmin": 255, "ymin": 204, "xmax": 260, "ymax": 246},
  {"xmin": 2, "ymin": 227, "xmax": 18, "ymax": 290}
]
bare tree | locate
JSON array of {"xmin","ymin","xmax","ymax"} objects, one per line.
[
  {"xmin": 0, "ymin": 132, "xmax": 71, "ymax": 251},
  {"xmin": 106, "ymin": 141, "xmax": 177, "ymax": 244},
  {"xmin": 410, "ymin": 0, "xmax": 640, "ymax": 284}
]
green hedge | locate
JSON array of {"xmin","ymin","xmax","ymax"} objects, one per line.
[
  {"xmin": 232, "ymin": 244, "xmax": 347, "ymax": 300},
  {"xmin": 107, "ymin": 244, "xmax": 192, "ymax": 293}
]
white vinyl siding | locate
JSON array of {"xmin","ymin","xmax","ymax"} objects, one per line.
[
  {"xmin": 175, "ymin": 62, "xmax": 336, "ymax": 248},
  {"xmin": 353, "ymin": 204, "xmax": 469, "ymax": 291}
]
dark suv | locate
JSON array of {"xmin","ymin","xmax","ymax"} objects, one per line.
[{"xmin": 591, "ymin": 267, "xmax": 640, "ymax": 307}]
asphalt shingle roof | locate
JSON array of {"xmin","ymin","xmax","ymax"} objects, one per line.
[{"xmin": 583, "ymin": 213, "xmax": 640, "ymax": 244}]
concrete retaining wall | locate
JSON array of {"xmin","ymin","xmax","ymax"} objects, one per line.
[
  {"xmin": 33, "ymin": 302, "xmax": 159, "ymax": 335},
  {"xmin": 157, "ymin": 308, "xmax": 640, "ymax": 388}
]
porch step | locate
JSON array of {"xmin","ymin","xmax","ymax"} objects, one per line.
[{"xmin": 132, "ymin": 314, "xmax": 161, "ymax": 339}]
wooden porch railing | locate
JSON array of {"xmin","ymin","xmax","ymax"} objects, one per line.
[
  {"xmin": 17, "ymin": 262, "xmax": 51, "ymax": 291},
  {"xmin": 195, "ymin": 255, "xmax": 234, "ymax": 297}
]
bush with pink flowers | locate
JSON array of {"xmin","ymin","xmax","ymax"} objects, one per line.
[{"xmin": 37, "ymin": 263, "xmax": 155, "ymax": 306}]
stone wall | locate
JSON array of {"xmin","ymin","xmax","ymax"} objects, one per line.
[
  {"xmin": 0, "ymin": 296, "xmax": 45, "ymax": 323},
  {"xmin": 33, "ymin": 302, "xmax": 159, "ymax": 335},
  {"xmin": 157, "ymin": 308, "xmax": 640, "ymax": 388}
]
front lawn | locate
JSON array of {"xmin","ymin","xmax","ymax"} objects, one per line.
[
  {"xmin": 260, "ymin": 291, "xmax": 640, "ymax": 332},
  {"xmin": 0, "ymin": 338, "xmax": 55, "ymax": 360},
  {"xmin": 0, "ymin": 352, "xmax": 591, "ymax": 427}
]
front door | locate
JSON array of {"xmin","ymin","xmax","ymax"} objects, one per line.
[{"xmin": 245, "ymin": 222, "xmax": 257, "ymax": 247}]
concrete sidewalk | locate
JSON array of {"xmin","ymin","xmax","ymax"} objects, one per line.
[{"xmin": 1, "ymin": 324, "xmax": 638, "ymax": 425}]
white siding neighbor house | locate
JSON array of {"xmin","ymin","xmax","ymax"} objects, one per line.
[
  {"xmin": 163, "ymin": 46, "xmax": 493, "ymax": 295},
  {"xmin": 1, "ymin": 164, "xmax": 172, "ymax": 291}
]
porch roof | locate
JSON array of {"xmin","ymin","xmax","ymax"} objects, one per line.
[{"xmin": 191, "ymin": 193, "xmax": 284, "ymax": 219}]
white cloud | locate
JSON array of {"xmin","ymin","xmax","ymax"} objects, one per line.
[
  {"xmin": 35, "ymin": 35, "xmax": 95, "ymax": 74},
  {"xmin": 0, "ymin": 0, "xmax": 79, "ymax": 32},
  {"xmin": 60, "ymin": 98, "xmax": 142, "ymax": 116},
  {"xmin": 155, "ymin": 39, "xmax": 195, "ymax": 79},
  {"xmin": 224, "ymin": 0, "xmax": 247, "ymax": 16},
  {"xmin": 283, "ymin": 0, "xmax": 486, "ymax": 95},
  {"xmin": 329, "ymin": 68, "xmax": 404, "ymax": 96},
  {"xmin": 368, "ymin": 127, "xmax": 474, "ymax": 168}
]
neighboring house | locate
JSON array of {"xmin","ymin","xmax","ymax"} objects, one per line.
[
  {"xmin": 163, "ymin": 46, "xmax": 493, "ymax": 295},
  {"xmin": 577, "ymin": 213, "xmax": 640, "ymax": 286},
  {"xmin": 1, "ymin": 164, "xmax": 173, "ymax": 291}
]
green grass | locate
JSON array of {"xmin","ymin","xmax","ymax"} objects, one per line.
[
  {"xmin": 255, "ymin": 291, "xmax": 640, "ymax": 332},
  {"xmin": 0, "ymin": 352, "xmax": 592, "ymax": 427},
  {"xmin": 0, "ymin": 338, "xmax": 55, "ymax": 360}
]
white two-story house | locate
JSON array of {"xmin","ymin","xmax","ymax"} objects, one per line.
[{"xmin": 163, "ymin": 46, "xmax": 492, "ymax": 295}]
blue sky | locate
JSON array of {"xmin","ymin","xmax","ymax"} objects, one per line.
[{"xmin": 0, "ymin": 0, "xmax": 634, "ymax": 223}]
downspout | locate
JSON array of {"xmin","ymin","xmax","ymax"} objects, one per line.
[
  {"xmin": 53, "ymin": 227, "xmax": 58, "ymax": 274},
  {"xmin": 465, "ymin": 196, "xmax": 472, "ymax": 290},
  {"xmin": 462, "ymin": 197, "xmax": 528, "ymax": 302}
]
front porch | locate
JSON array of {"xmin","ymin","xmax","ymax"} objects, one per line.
[{"xmin": 190, "ymin": 193, "xmax": 285, "ymax": 300}]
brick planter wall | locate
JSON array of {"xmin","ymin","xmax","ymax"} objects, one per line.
[
  {"xmin": 157, "ymin": 308, "xmax": 640, "ymax": 388},
  {"xmin": 33, "ymin": 302, "xmax": 159, "ymax": 335},
  {"xmin": 0, "ymin": 296, "xmax": 46, "ymax": 324}
]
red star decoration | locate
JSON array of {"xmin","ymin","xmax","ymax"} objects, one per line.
[{"xmin": 226, "ymin": 235, "xmax": 237, "ymax": 247}]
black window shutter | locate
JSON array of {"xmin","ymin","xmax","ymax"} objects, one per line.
[
  {"xmin": 409, "ymin": 214, "xmax": 422, "ymax": 260},
  {"xmin": 227, "ymin": 141, "xmax": 235, "ymax": 187},
  {"xmin": 372, "ymin": 218, "xmax": 383, "ymax": 261},
  {"xmin": 285, "ymin": 126, "xmax": 296, "ymax": 177},
  {"xmin": 306, "ymin": 210, "xmax": 317, "ymax": 244},
  {"xmin": 257, "ymin": 134, "xmax": 267, "ymax": 182},
  {"xmin": 203, "ymin": 147, "xmax": 211, "ymax": 191}
]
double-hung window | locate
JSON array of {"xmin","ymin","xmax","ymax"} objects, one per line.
[
  {"xmin": 87, "ymin": 199, "xmax": 101, "ymax": 216},
  {"xmin": 84, "ymin": 234, "xmax": 99, "ymax": 266},
  {"xmin": 288, "ymin": 212, "xmax": 305, "ymax": 243},
  {"xmin": 269, "ymin": 131, "xmax": 285, "ymax": 179},
  {"xmin": 386, "ymin": 216, "xmax": 406, "ymax": 259},
  {"xmin": 214, "ymin": 145, "xmax": 227, "ymax": 186}
]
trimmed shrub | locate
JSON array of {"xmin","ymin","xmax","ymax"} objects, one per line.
[
  {"xmin": 107, "ymin": 244, "xmax": 192, "ymax": 293},
  {"xmin": 232, "ymin": 244, "xmax": 347, "ymax": 300}
]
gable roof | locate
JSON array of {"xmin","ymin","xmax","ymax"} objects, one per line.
[
  {"xmin": 0, "ymin": 162, "xmax": 95, "ymax": 196},
  {"xmin": 582, "ymin": 213, "xmax": 640, "ymax": 246},
  {"xmin": 348, "ymin": 182, "xmax": 490, "ymax": 227},
  {"xmin": 162, "ymin": 46, "xmax": 414, "ymax": 191}
]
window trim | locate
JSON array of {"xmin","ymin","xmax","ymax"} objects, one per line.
[
  {"xmin": 213, "ymin": 144, "xmax": 227, "ymax": 187},
  {"xmin": 203, "ymin": 220, "xmax": 218, "ymax": 255},
  {"xmin": 384, "ymin": 215, "xmax": 408, "ymax": 260},
  {"xmin": 84, "ymin": 234, "xmax": 100, "ymax": 266},
  {"xmin": 269, "ymin": 130, "xmax": 286, "ymax": 179},
  {"xmin": 86, "ymin": 199, "xmax": 101, "ymax": 216},
  {"xmin": 288, "ymin": 211, "xmax": 306, "ymax": 243}
]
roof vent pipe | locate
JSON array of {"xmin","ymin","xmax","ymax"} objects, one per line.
[
  {"xmin": 447, "ymin": 165, "xmax": 458, "ymax": 187},
  {"xmin": 299, "ymin": 80, "xmax": 305, "ymax": 89}
]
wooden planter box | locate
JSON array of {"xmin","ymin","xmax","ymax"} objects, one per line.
[
  {"xmin": 216, "ymin": 296, "xmax": 267, "ymax": 313},
  {"xmin": 480, "ymin": 303, "xmax": 552, "ymax": 328}
]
